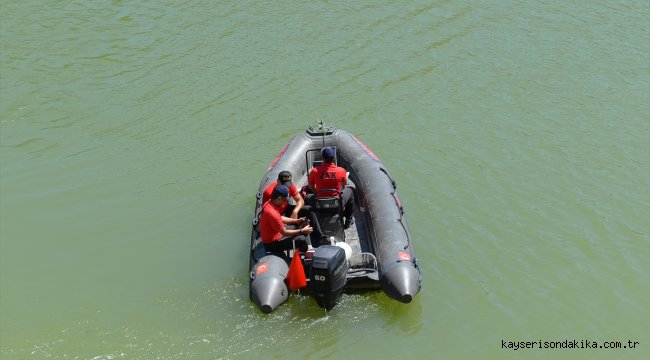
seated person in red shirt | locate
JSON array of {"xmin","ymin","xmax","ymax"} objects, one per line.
[
  {"xmin": 307, "ymin": 147, "xmax": 355, "ymax": 228},
  {"xmin": 259, "ymin": 185, "xmax": 313, "ymax": 253},
  {"xmin": 262, "ymin": 171, "xmax": 304, "ymax": 219},
  {"xmin": 264, "ymin": 170, "xmax": 327, "ymax": 245}
]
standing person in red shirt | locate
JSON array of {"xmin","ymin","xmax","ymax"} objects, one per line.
[
  {"xmin": 259, "ymin": 185, "xmax": 313, "ymax": 253},
  {"xmin": 308, "ymin": 147, "xmax": 355, "ymax": 228},
  {"xmin": 262, "ymin": 171, "xmax": 304, "ymax": 219}
]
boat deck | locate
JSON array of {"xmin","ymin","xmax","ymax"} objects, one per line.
[{"xmin": 293, "ymin": 175, "xmax": 379, "ymax": 288}]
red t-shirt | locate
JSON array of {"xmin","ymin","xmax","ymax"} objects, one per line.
[
  {"xmin": 259, "ymin": 201, "xmax": 284, "ymax": 243},
  {"xmin": 262, "ymin": 181, "xmax": 299, "ymax": 213},
  {"xmin": 308, "ymin": 162, "xmax": 347, "ymax": 197}
]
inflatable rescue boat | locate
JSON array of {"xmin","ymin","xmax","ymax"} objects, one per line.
[{"xmin": 249, "ymin": 122, "xmax": 421, "ymax": 312}]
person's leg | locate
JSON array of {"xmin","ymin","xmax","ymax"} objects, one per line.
[
  {"xmin": 298, "ymin": 206, "xmax": 326, "ymax": 246},
  {"xmin": 283, "ymin": 204, "xmax": 296, "ymax": 217},
  {"xmin": 266, "ymin": 236, "xmax": 310, "ymax": 253},
  {"xmin": 263, "ymin": 240, "xmax": 287, "ymax": 254},
  {"xmin": 296, "ymin": 205, "xmax": 312, "ymax": 219},
  {"xmin": 304, "ymin": 193, "xmax": 314, "ymax": 208},
  {"xmin": 341, "ymin": 187, "xmax": 354, "ymax": 222},
  {"xmin": 287, "ymin": 235, "xmax": 310, "ymax": 253}
]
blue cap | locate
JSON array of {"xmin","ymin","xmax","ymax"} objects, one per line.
[
  {"xmin": 272, "ymin": 184, "xmax": 289, "ymax": 198},
  {"xmin": 322, "ymin": 147, "xmax": 335, "ymax": 159}
]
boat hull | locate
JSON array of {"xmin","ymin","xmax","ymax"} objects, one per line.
[{"xmin": 249, "ymin": 124, "xmax": 421, "ymax": 312}]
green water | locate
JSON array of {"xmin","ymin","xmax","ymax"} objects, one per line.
[{"xmin": 1, "ymin": 1, "xmax": 648, "ymax": 359}]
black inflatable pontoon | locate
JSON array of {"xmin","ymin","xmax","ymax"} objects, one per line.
[{"xmin": 249, "ymin": 122, "xmax": 421, "ymax": 312}]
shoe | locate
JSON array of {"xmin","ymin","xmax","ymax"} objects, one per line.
[{"xmin": 344, "ymin": 217, "xmax": 355, "ymax": 229}]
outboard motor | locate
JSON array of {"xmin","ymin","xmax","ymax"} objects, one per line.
[
  {"xmin": 310, "ymin": 245, "xmax": 349, "ymax": 309},
  {"xmin": 250, "ymin": 255, "xmax": 289, "ymax": 313}
]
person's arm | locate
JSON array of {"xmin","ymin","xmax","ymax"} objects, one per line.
[
  {"xmin": 281, "ymin": 216, "xmax": 302, "ymax": 225},
  {"xmin": 279, "ymin": 226, "xmax": 312, "ymax": 237},
  {"xmin": 278, "ymin": 218, "xmax": 312, "ymax": 237},
  {"xmin": 290, "ymin": 193, "xmax": 304, "ymax": 219}
]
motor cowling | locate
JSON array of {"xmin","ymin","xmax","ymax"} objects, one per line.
[{"xmin": 310, "ymin": 245, "xmax": 349, "ymax": 310}]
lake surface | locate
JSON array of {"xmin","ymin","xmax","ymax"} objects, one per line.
[{"xmin": 1, "ymin": 1, "xmax": 648, "ymax": 359}]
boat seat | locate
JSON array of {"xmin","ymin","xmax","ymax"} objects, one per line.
[
  {"xmin": 309, "ymin": 189, "xmax": 345, "ymax": 242},
  {"xmin": 314, "ymin": 195, "xmax": 341, "ymax": 214},
  {"xmin": 313, "ymin": 188, "xmax": 343, "ymax": 213}
]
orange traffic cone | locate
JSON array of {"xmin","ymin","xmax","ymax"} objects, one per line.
[{"xmin": 287, "ymin": 250, "xmax": 307, "ymax": 292}]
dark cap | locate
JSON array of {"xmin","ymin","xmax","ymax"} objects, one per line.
[
  {"xmin": 321, "ymin": 147, "xmax": 335, "ymax": 159},
  {"xmin": 272, "ymin": 184, "xmax": 289, "ymax": 198},
  {"xmin": 277, "ymin": 171, "xmax": 292, "ymax": 187}
]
